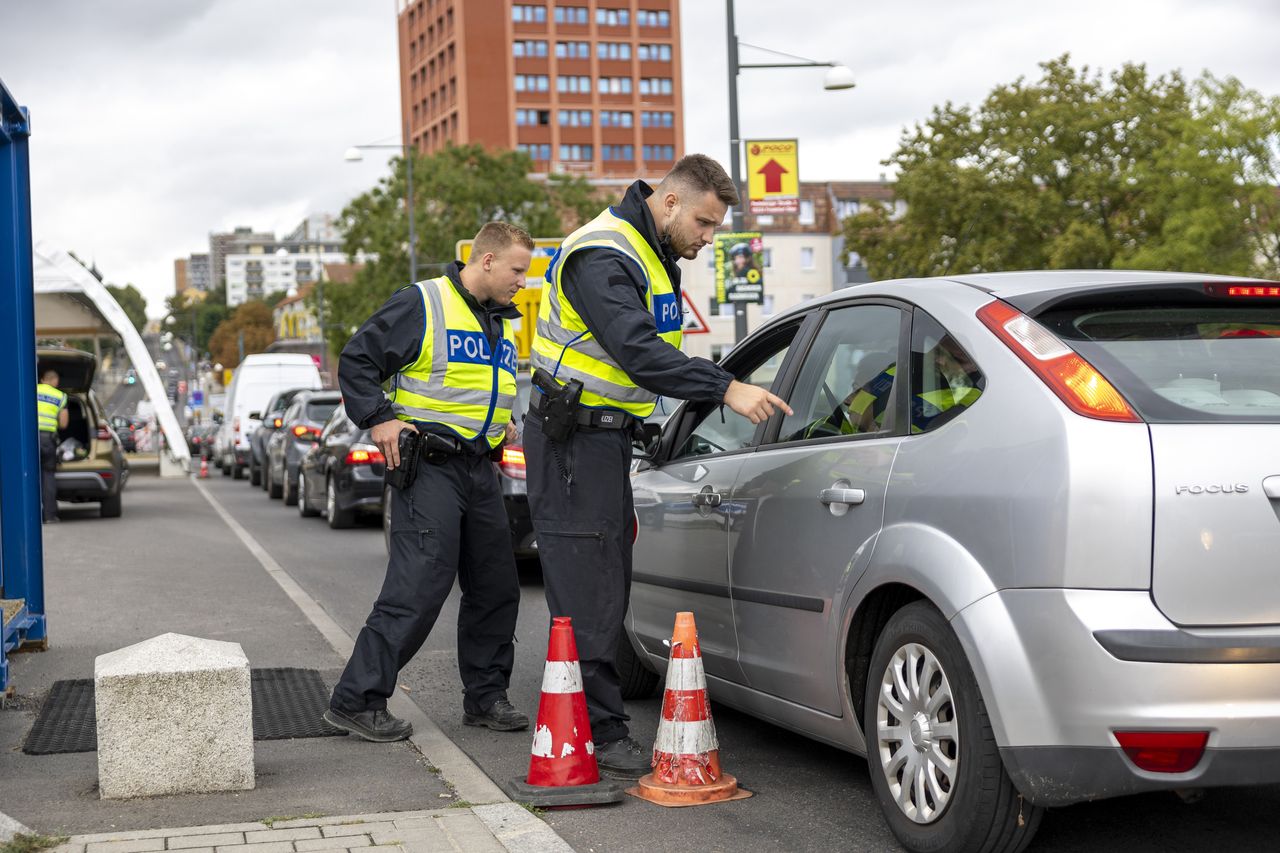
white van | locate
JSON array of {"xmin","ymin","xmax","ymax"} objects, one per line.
[{"xmin": 215, "ymin": 354, "xmax": 322, "ymax": 478}]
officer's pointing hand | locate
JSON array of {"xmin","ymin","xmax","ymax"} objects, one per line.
[
  {"xmin": 505, "ymin": 420, "xmax": 519, "ymax": 445},
  {"xmin": 372, "ymin": 419, "xmax": 417, "ymax": 470},
  {"xmin": 722, "ymin": 379, "xmax": 794, "ymax": 425}
]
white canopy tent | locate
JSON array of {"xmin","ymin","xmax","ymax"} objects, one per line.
[{"xmin": 32, "ymin": 240, "xmax": 190, "ymax": 466}]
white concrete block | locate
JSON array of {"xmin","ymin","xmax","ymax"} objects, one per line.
[{"xmin": 94, "ymin": 633, "xmax": 254, "ymax": 799}]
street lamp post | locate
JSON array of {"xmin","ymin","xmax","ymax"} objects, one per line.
[
  {"xmin": 344, "ymin": 136, "xmax": 417, "ymax": 285},
  {"xmin": 725, "ymin": 0, "xmax": 855, "ymax": 343}
]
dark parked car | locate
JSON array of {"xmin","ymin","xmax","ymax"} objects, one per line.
[
  {"xmin": 266, "ymin": 390, "xmax": 342, "ymax": 505},
  {"xmin": 298, "ymin": 404, "xmax": 386, "ymax": 529},
  {"xmin": 111, "ymin": 415, "xmax": 140, "ymax": 452},
  {"xmin": 38, "ymin": 347, "xmax": 128, "ymax": 518},
  {"xmin": 498, "ymin": 375, "xmax": 536, "ymax": 559},
  {"xmin": 249, "ymin": 387, "xmax": 307, "ymax": 487}
]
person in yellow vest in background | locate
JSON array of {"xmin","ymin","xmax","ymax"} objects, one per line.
[
  {"xmin": 36, "ymin": 369, "xmax": 69, "ymax": 524},
  {"xmin": 525, "ymin": 154, "xmax": 792, "ymax": 777},
  {"xmin": 324, "ymin": 222, "xmax": 533, "ymax": 743}
]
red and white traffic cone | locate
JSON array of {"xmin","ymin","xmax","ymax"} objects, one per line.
[
  {"xmin": 629, "ymin": 611, "xmax": 751, "ymax": 806},
  {"xmin": 198, "ymin": 458, "xmax": 209, "ymax": 478},
  {"xmin": 506, "ymin": 616, "xmax": 624, "ymax": 807}
]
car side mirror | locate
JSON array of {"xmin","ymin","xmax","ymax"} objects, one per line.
[
  {"xmin": 248, "ymin": 411, "xmax": 261, "ymax": 421},
  {"xmin": 631, "ymin": 421, "xmax": 663, "ymax": 462}
]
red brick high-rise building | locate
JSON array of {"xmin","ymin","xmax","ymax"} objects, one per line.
[{"xmin": 397, "ymin": 0, "xmax": 683, "ymax": 179}]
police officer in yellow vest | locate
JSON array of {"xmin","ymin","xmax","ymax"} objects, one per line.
[
  {"xmin": 526, "ymin": 155, "xmax": 791, "ymax": 776},
  {"xmin": 37, "ymin": 369, "xmax": 69, "ymax": 523},
  {"xmin": 324, "ymin": 222, "xmax": 534, "ymax": 743}
]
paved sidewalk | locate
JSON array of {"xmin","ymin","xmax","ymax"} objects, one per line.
[{"xmin": 43, "ymin": 807, "xmax": 566, "ymax": 853}]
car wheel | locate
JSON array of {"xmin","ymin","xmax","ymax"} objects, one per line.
[
  {"xmin": 283, "ymin": 469, "xmax": 299, "ymax": 506},
  {"xmin": 232, "ymin": 462, "xmax": 245, "ymax": 480},
  {"xmin": 382, "ymin": 486, "xmax": 394, "ymax": 552},
  {"xmin": 298, "ymin": 471, "xmax": 320, "ymax": 517},
  {"xmin": 617, "ymin": 630, "xmax": 659, "ymax": 699},
  {"xmin": 865, "ymin": 602, "xmax": 1042, "ymax": 853},
  {"xmin": 267, "ymin": 463, "xmax": 283, "ymax": 499},
  {"xmin": 220, "ymin": 456, "xmax": 230, "ymax": 476},
  {"xmin": 326, "ymin": 475, "xmax": 354, "ymax": 529},
  {"xmin": 99, "ymin": 492, "xmax": 123, "ymax": 519},
  {"xmin": 249, "ymin": 459, "xmax": 262, "ymax": 486}
]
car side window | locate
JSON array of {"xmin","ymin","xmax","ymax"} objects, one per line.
[
  {"xmin": 910, "ymin": 310, "xmax": 985, "ymax": 434},
  {"xmin": 320, "ymin": 406, "xmax": 346, "ymax": 442},
  {"xmin": 778, "ymin": 304, "xmax": 905, "ymax": 444},
  {"xmin": 282, "ymin": 401, "xmax": 302, "ymax": 424},
  {"xmin": 670, "ymin": 327, "xmax": 797, "ymax": 460}
]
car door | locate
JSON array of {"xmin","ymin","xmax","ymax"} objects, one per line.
[
  {"xmin": 730, "ymin": 301, "xmax": 910, "ymax": 714},
  {"xmin": 630, "ymin": 320, "xmax": 804, "ymax": 683}
]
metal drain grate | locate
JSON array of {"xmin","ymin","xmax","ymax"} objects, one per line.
[{"xmin": 22, "ymin": 667, "xmax": 345, "ymax": 755}]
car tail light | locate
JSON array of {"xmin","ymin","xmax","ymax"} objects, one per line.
[
  {"xmin": 346, "ymin": 447, "xmax": 386, "ymax": 465},
  {"xmin": 96, "ymin": 426, "xmax": 112, "ymax": 441},
  {"xmin": 1204, "ymin": 282, "xmax": 1280, "ymax": 298},
  {"xmin": 292, "ymin": 425, "xmax": 320, "ymax": 439},
  {"xmin": 977, "ymin": 299, "xmax": 1140, "ymax": 422},
  {"xmin": 499, "ymin": 446, "xmax": 526, "ymax": 479},
  {"xmin": 1114, "ymin": 730, "xmax": 1209, "ymax": 773}
]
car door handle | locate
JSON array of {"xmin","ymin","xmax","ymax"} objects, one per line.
[
  {"xmin": 1264, "ymin": 475, "xmax": 1280, "ymax": 500},
  {"xmin": 820, "ymin": 487, "xmax": 865, "ymax": 506},
  {"xmin": 691, "ymin": 486, "xmax": 722, "ymax": 508}
]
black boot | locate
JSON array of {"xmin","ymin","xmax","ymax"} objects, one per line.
[
  {"xmin": 323, "ymin": 707, "xmax": 413, "ymax": 742},
  {"xmin": 463, "ymin": 697, "xmax": 529, "ymax": 732},
  {"xmin": 594, "ymin": 735, "xmax": 650, "ymax": 778}
]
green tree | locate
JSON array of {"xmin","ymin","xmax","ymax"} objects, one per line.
[
  {"xmin": 208, "ymin": 300, "xmax": 275, "ymax": 369},
  {"xmin": 105, "ymin": 283, "xmax": 148, "ymax": 334},
  {"xmin": 843, "ymin": 55, "xmax": 1280, "ymax": 280},
  {"xmin": 330, "ymin": 144, "xmax": 608, "ymax": 354}
]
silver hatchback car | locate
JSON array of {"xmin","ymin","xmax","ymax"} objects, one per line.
[{"xmin": 623, "ymin": 271, "xmax": 1280, "ymax": 853}]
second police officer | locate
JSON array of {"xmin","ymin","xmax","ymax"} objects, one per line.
[
  {"xmin": 325, "ymin": 222, "xmax": 534, "ymax": 742},
  {"xmin": 525, "ymin": 154, "xmax": 792, "ymax": 776}
]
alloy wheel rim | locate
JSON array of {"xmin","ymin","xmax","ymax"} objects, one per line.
[
  {"xmin": 327, "ymin": 478, "xmax": 335, "ymax": 518},
  {"xmin": 298, "ymin": 472, "xmax": 307, "ymax": 513},
  {"xmin": 876, "ymin": 642, "xmax": 959, "ymax": 824}
]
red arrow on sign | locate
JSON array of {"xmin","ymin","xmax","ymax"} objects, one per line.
[{"xmin": 757, "ymin": 158, "xmax": 789, "ymax": 193}]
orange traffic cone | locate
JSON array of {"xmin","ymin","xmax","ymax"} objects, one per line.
[
  {"xmin": 506, "ymin": 616, "xmax": 624, "ymax": 807},
  {"xmin": 198, "ymin": 458, "xmax": 209, "ymax": 478},
  {"xmin": 629, "ymin": 611, "xmax": 751, "ymax": 806}
]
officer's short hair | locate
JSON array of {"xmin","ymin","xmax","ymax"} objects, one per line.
[
  {"xmin": 473, "ymin": 222, "xmax": 535, "ymax": 259},
  {"xmin": 662, "ymin": 154, "xmax": 739, "ymax": 207},
  {"xmin": 41, "ymin": 369, "xmax": 58, "ymax": 383}
]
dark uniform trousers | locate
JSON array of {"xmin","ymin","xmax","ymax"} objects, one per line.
[
  {"xmin": 524, "ymin": 413, "xmax": 633, "ymax": 745},
  {"xmin": 39, "ymin": 431, "xmax": 58, "ymax": 522},
  {"xmin": 330, "ymin": 448, "xmax": 520, "ymax": 715}
]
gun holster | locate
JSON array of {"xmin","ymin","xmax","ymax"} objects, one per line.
[
  {"xmin": 531, "ymin": 368, "xmax": 583, "ymax": 443},
  {"xmin": 384, "ymin": 428, "xmax": 422, "ymax": 491}
]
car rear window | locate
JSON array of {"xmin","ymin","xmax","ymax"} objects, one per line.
[
  {"xmin": 306, "ymin": 401, "xmax": 340, "ymax": 422},
  {"xmin": 1037, "ymin": 302, "xmax": 1280, "ymax": 423}
]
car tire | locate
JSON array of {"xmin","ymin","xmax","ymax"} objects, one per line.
[
  {"xmin": 298, "ymin": 471, "xmax": 320, "ymax": 517},
  {"xmin": 232, "ymin": 463, "xmax": 245, "ymax": 480},
  {"xmin": 864, "ymin": 602, "xmax": 1042, "ymax": 853},
  {"xmin": 283, "ymin": 469, "xmax": 299, "ymax": 506},
  {"xmin": 617, "ymin": 630, "xmax": 660, "ymax": 700},
  {"xmin": 100, "ymin": 492, "xmax": 123, "ymax": 519},
  {"xmin": 382, "ymin": 486, "xmax": 393, "ymax": 553},
  {"xmin": 249, "ymin": 459, "xmax": 261, "ymax": 486},
  {"xmin": 267, "ymin": 464, "xmax": 283, "ymax": 499},
  {"xmin": 220, "ymin": 457, "xmax": 230, "ymax": 476},
  {"xmin": 326, "ymin": 475, "xmax": 354, "ymax": 529}
]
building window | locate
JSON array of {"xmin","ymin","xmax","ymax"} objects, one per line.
[
  {"xmin": 800, "ymin": 247, "xmax": 815, "ymax": 270},
  {"xmin": 555, "ymin": 40, "xmax": 590, "ymax": 59},
  {"xmin": 517, "ymin": 143, "xmax": 552, "ymax": 160},
  {"xmin": 596, "ymin": 7, "xmax": 630, "ymax": 26},
  {"xmin": 637, "ymin": 9, "xmax": 670, "ymax": 27},
  {"xmin": 515, "ymin": 74, "xmax": 550, "ymax": 92},
  {"xmin": 558, "ymin": 109, "xmax": 592, "ymax": 127},
  {"xmin": 512, "ymin": 4, "xmax": 547, "ymax": 23},
  {"xmin": 559, "ymin": 144, "xmax": 593, "ymax": 161},
  {"xmin": 598, "ymin": 77, "xmax": 633, "ymax": 95},
  {"xmin": 516, "ymin": 108, "xmax": 551, "ymax": 126},
  {"xmin": 762, "ymin": 248, "xmax": 773, "ymax": 268},
  {"xmin": 799, "ymin": 199, "xmax": 816, "ymax": 225},
  {"xmin": 557, "ymin": 75, "xmax": 592, "ymax": 93},
  {"xmin": 642, "ymin": 144, "xmax": 675, "ymax": 161},
  {"xmin": 554, "ymin": 5, "xmax": 589, "ymax": 24},
  {"xmin": 638, "ymin": 77, "xmax": 673, "ymax": 96},
  {"xmin": 513, "ymin": 39, "xmax": 548, "ymax": 58},
  {"xmin": 597, "ymin": 42, "xmax": 631, "ymax": 60},
  {"xmin": 637, "ymin": 43, "xmax": 672, "ymax": 61},
  {"xmin": 599, "ymin": 110, "xmax": 633, "ymax": 128},
  {"xmin": 602, "ymin": 144, "xmax": 634, "ymax": 161},
  {"xmin": 836, "ymin": 200, "xmax": 860, "ymax": 219},
  {"xmin": 640, "ymin": 110, "xmax": 674, "ymax": 128}
]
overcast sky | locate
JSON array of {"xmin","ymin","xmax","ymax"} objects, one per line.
[{"xmin": 7, "ymin": 0, "xmax": 1280, "ymax": 316}]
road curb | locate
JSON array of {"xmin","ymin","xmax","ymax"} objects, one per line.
[
  {"xmin": 192, "ymin": 478, "xmax": 510, "ymax": 806},
  {"xmin": 0, "ymin": 809, "xmax": 32, "ymax": 842}
]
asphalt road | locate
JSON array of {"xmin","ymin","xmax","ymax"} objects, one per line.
[{"xmin": 194, "ymin": 470, "xmax": 1280, "ymax": 853}]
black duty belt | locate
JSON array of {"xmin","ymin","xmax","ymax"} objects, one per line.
[{"xmin": 530, "ymin": 390, "xmax": 636, "ymax": 431}]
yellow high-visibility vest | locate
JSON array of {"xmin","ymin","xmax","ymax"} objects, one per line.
[
  {"xmin": 36, "ymin": 383, "xmax": 66, "ymax": 434},
  {"xmin": 390, "ymin": 277, "xmax": 518, "ymax": 450},
  {"xmin": 530, "ymin": 208, "xmax": 682, "ymax": 417}
]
